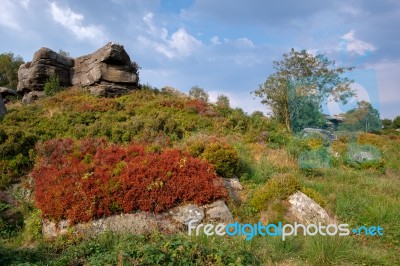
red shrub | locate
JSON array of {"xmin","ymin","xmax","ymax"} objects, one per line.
[
  {"xmin": 184, "ymin": 99, "xmax": 207, "ymax": 114},
  {"xmin": 32, "ymin": 138, "xmax": 227, "ymax": 224}
]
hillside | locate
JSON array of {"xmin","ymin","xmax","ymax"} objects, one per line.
[{"xmin": 0, "ymin": 86, "xmax": 400, "ymax": 265}]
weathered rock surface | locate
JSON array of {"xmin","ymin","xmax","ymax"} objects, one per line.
[
  {"xmin": 0, "ymin": 94, "xmax": 6, "ymax": 118},
  {"xmin": 203, "ymin": 200, "xmax": 233, "ymax": 223},
  {"xmin": 0, "ymin": 87, "xmax": 17, "ymax": 98},
  {"xmin": 17, "ymin": 48, "xmax": 73, "ymax": 93},
  {"xmin": 22, "ymin": 91, "xmax": 45, "ymax": 104},
  {"xmin": 285, "ymin": 191, "xmax": 335, "ymax": 225},
  {"xmin": 70, "ymin": 42, "xmax": 139, "ymax": 97},
  {"xmin": 17, "ymin": 42, "xmax": 139, "ymax": 102},
  {"xmin": 169, "ymin": 204, "xmax": 205, "ymax": 226},
  {"xmin": 222, "ymin": 176, "xmax": 243, "ymax": 204},
  {"xmin": 42, "ymin": 200, "xmax": 233, "ymax": 238}
]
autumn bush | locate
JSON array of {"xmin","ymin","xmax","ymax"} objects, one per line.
[{"xmin": 32, "ymin": 138, "xmax": 227, "ymax": 224}]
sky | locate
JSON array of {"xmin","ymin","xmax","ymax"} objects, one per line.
[{"xmin": 0, "ymin": 0, "xmax": 399, "ymax": 119}]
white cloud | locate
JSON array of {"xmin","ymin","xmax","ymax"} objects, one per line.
[
  {"xmin": 210, "ymin": 36, "xmax": 221, "ymax": 45},
  {"xmin": 0, "ymin": 0, "xmax": 21, "ymax": 30},
  {"xmin": 235, "ymin": 37, "xmax": 254, "ymax": 48},
  {"xmin": 341, "ymin": 30, "xmax": 376, "ymax": 55},
  {"xmin": 139, "ymin": 13, "xmax": 202, "ymax": 58},
  {"xmin": 49, "ymin": 2, "xmax": 107, "ymax": 43}
]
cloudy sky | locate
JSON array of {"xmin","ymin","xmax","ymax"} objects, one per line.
[{"xmin": 0, "ymin": 0, "xmax": 399, "ymax": 118}]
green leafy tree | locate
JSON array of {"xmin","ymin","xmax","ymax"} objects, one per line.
[
  {"xmin": 189, "ymin": 86, "xmax": 209, "ymax": 103},
  {"xmin": 0, "ymin": 52, "xmax": 24, "ymax": 89},
  {"xmin": 253, "ymin": 48, "xmax": 354, "ymax": 133},
  {"xmin": 216, "ymin": 94, "xmax": 230, "ymax": 108},
  {"xmin": 392, "ymin": 116, "xmax": 400, "ymax": 129},
  {"xmin": 381, "ymin": 118, "xmax": 392, "ymax": 129},
  {"xmin": 44, "ymin": 75, "xmax": 63, "ymax": 96},
  {"xmin": 340, "ymin": 101, "xmax": 381, "ymax": 132}
]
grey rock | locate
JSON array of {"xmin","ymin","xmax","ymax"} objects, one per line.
[
  {"xmin": 22, "ymin": 91, "xmax": 45, "ymax": 104},
  {"xmin": 203, "ymin": 200, "xmax": 233, "ymax": 223},
  {"xmin": 222, "ymin": 176, "xmax": 243, "ymax": 190},
  {"xmin": 0, "ymin": 87, "xmax": 17, "ymax": 98},
  {"xmin": 285, "ymin": 191, "xmax": 335, "ymax": 225},
  {"xmin": 169, "ymin": 204, "xmax": 205, "ymax": 226},
  {"xmin": 88, "ymin": 82, "xmax": 132, "ymax": 97},
  {"xmin": 17, "ymin": 48, "xmax": 73, "ymax": 93},
  {"xmin": 222, "ymin": 176, "xmax": 243, "ymax": 203},
  {"xmin": 41, "ymin": 201, "xmax": 232, "ymax": 238},
  {"xmin": 71, "ymin": 42, "xmax": 138, "ymax": 91},
  {"xmin": 42, "ymin": 219, "xmax": 70, "ymax": 238}
]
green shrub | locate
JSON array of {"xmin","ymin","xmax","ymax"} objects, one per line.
[
  {"xmin": 200, "ymin": 142, "xmax": 239, "ymax": 178},
  {"xmin": 250, "ymin": 174, "xmax": 300, "ymax": 211},
  {"xmin": 44, "ymin": 75, "xmax": 63, "ymax": 96}
]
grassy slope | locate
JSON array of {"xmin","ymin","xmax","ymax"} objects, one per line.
[{"xmin": 0, "ymin": 86, "xmax": 399, "ymax": 265}]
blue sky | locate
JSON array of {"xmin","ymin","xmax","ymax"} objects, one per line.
[{"xmin": 0, "ymin": 0, "xmax": 399, "ymax": 119}]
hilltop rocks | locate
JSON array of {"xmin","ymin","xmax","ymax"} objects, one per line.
[
  {"xmin": 17, "ymin": 48, "xmax": 73, "ymax": 93},
  {"xmin": 71, "ymin": 42, "xmax": 139, "ymax": 97},
  {"xmin": 17, "ymin": 42, "xmax": 139, "ymax": 102}
]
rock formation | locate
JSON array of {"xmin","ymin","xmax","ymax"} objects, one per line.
[
  {"xmin": 17, "ymin": 42, "xmax": 139, "ymax": 101},
  {"xmin": 71, "ymin": 43, "xmax": 139, "ymax": 97},
  {"xmin": 42, "ymin": 200, "xmax": 233, "ymax": 238},
  {"xmin": 17, "ymin": 48, "xmax": 73, "ymax": 93}
]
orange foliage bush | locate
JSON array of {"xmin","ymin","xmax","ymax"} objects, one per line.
[{"xmin": 32, "ymin": 138, "xmax": 227, "ymax": 224}]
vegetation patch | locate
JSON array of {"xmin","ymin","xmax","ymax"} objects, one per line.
[{"xmin": 32, "ymin": 138, "xmax": 227, "ymax": 224}]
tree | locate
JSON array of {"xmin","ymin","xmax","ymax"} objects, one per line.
[
  {"xmin": 339, "ymin": 101, "xmax": 381, "ymax": 132},
  {"xmin": 381, "ymin": 118, "xmax": 392, "ymax": 129},
  {"xmin": 189, "ymin": 86, "xmax": 209, "ymax": 102},
  {"xmin": 393, "ymin": 116, "xmax": 400, "ymax": 129},
  {"xmin": 216, "ymin": 94, "xmax": 230, "ymax": 108},
  {"xmin": 58, "ymin": 49, "xmax": 70, "ymax": 58},
  {"xmin": 0, "ymin": 52, "xmax": 24, "ymax": 89},
  {"xmin": 253, "ymin": 48, "xmax": 354, "ymax": 133}
]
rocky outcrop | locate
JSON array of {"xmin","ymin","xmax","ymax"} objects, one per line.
[
  {"xmin": 285, "ymin": 191, "xmax": 336, "ymax": 225},
  {"xmin": 17, "ymin": 48, "xmax": 73, "ymax": 93},
  {"xmin": 42, "ymin": 201, "xmax": 233, "ymax": 239},
  {"xmin": 17, "ymin": 42, "xmax": 139, "ymax": 101}
]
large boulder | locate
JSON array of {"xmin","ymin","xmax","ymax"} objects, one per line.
[
  {"xmin": 17, "ymin": 48, "xmax": 73, "ymax": 93},
  {"xmin": 71, "ymin": 42, "xmax": 139, "ymax": 95},
  {"xmin": 285, "ymin": 191, "xmax": 336, "ymax": 225}
]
